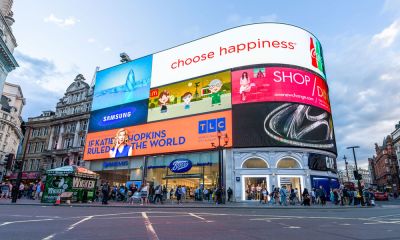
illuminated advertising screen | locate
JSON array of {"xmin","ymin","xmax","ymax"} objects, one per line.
[
  {"xmin": 147, "ymin": 71, "xmax": 231, "ymax": 122},
  {"xmin": 232, "ymin": 102, "xmax": 336, "ymax": 154},
  {"xmin": 308, "ymin": 153, "xmax": 336, "ymax": 171},
  {"xmin": 152, "ymin": 23, "xmax": 326, "ymax": 87},
  {"xmin": 231, "ymin": 66, "xmax": 330, "ymax": 112},
  {"xmin": 88, "ymin": 100, "xmax": 149, "ymax": 132},
  {"xmin": 84, "ymin": 110, "xmax": 232, "ymax": 160},
  {"xmin": 92, "ymin": 55, "xmax": 152, "ymax": 111}
]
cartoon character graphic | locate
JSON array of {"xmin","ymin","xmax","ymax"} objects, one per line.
[
  {"xmin": 158, "ymin": 90, "xmax": 170, "ymax": 113},
  {"xmin": 208, "ymin": 79, "xmax": 223, "ymax": 107},
  {"xmin": 182, "ymin": 92, "xmax": 193, "ymax": 110},
  {"xmin": 109, "ymin": 128, "xmax": 133, "ymax": 158}
]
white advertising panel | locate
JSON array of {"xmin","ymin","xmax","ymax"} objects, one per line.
[{"xmin": 151, "ymin": 23, "xmax": 325, "ymax": 87}]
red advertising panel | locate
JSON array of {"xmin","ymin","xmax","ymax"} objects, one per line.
[
  {"xmin": 84, "ymin": 110, "xmax": 232, "ymax": 160},
  {"xmin": 232, "ymin": 66, "xmax": 331, "ymax": 112}
]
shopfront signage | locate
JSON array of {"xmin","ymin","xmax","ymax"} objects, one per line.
[
  {"xmin": 103, "ymin": 160, "xmax": 129, "ymax": 168},
  {"xmin": 169, "ymin": 159, "xmax": 193, "ymax": 173}
]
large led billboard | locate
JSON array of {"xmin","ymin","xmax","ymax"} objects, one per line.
[
  {"xmin": 231, "ymin": 66, "xmax": 331, "ymax": 112},
  {"xmin": 147, "ymin": 71, "xmax": 231, "ymax": 122},
  {"xmin": 151, "ymin": 23, "xmax": 325, "ymax": 87},
  {"xmin": 232, "ymin": 102, "xmax": 336, "ymax": 154},
  {"xmin": 84, "ymin": 110, "xmax": 232, "ymax": 160},
  {"xmin": 92, "ymin": 55, "xmax": 152, "ymax": 111}
]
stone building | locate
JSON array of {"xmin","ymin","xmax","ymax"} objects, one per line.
[
  {"xmin": 338, "ymin": 164, "xmax": 372, "ymax": 187},
  {"xmin": 9, "ymin": 74, "xmax": 93, "ymax": 182},
  {"xmin": 0, "ymin": 82, "xmax": 24, "ymax": 181},
  {"xmin": 0, "ymin": 0, "xmax": 18, "ymax": 97},
  {"xmin": 369, "ymin": 136, "xmax": 400, "ymax": 193}
]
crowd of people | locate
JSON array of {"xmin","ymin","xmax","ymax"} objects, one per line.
[{"xmin": 0, "ymin": 181, "xmax": 44, "ymax": 200}]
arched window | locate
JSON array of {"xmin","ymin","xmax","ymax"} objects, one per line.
[
  {"xmin": 242, "ymin": 158, "xmax": 268, "ymax": 168},
  {"xmin": 276, "ymin": 158, "xmax": 301, "ymax": 169}
]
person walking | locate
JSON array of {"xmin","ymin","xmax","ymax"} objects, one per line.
[
  {"xmin": 35, "ymin": 182, "xmax": 41, "ymax": 200},
  {"xmin": 262, "ymin": 187, "xmax": 269, "ymax": 204},
  {"xmin": 227, "ymin": 187, "xmax": 233, "ymax": 202},
  {"xmin": 279, "ymin": 186, "xmax": 288, "ymax": 206},
  {"xmin": 175, "ymin": 186, "xmax": 182, "ymax": 204},
  {"xmin": 302, "ymin": 188, "xmax": 311, "ymax": 206},
  {"xmin": 154, "ymin": 185, "xmax": 163, "ymax": 204},
  {"xmin": 101, "ymin": 182, "xmax": 110, "ymax": 205}
]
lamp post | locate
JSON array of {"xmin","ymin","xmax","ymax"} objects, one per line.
[
  {"xmin": 211, "ymin": 130, "xmax": 229, "ymax": 204},
  {"xmin": 343, "ymin": 155, "xmax": 349, "ymax": 182},
  {"xmin": 347, "ymin": 146, "xmax": 364, "ymax": 206}
]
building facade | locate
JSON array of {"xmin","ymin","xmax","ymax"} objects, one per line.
[
  {"xmin": 7, "ymin": 74, "xmax": 92, "ymax": 183},
  {"xmin": 338, "ymin": 165, "xmax": 372, "ymax": 187},
  {"xmin": 369, "ymin": 136, "xmax": 400, "ymax": 193},
  {"xmin": 0, "ymin": 82, "xmax": 24, "ymax": 181},
  {"xmin": 0, "ymin": 0, "xmax": 18, "ymax": 97}
]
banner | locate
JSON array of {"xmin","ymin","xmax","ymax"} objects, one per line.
[
  {"xmin": 231, "ymin": 66, "xmax": 331, "ymax": 112},
  {"xmin": 147, "ymin": 71, "xmax": 231, "ymax": 122},
  {"xmin": 88, "ymin": 100, "xmax": 149, "ymax": 132},
  {"xmin": 92, "ymin": 55, "xmax": 152, "ymax": 111},
  {"xmin": 152, "ymin": 23, "xmax": 326, "ymax": 87},
  {"xmin": 84, "ymin": 110, "xmax": 232, "ymax": 160},
  {"xmin": 232, "ymin": 102, "xmax": 336, "ymax": 153}
]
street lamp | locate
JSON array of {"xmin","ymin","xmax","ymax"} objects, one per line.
[
  {"xmin": 343, "ymin": 155, "xmax": 349, "ymax": 182},
  {"xmin": 211, "ymin": 130, "xmax": 229, "ymax": 204},
  {"xmin": 346, "ymin": 146, "xmax": 364, "ymax": 206}
]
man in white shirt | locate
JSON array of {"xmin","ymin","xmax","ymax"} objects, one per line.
[{"xmin": 181, "ymin": 186, "xmax": 186, "ymax": 201}]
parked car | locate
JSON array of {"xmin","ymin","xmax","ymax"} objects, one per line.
[{"xmin": 374, "ymin": 191, "xmax": 389, "ymax": 201}]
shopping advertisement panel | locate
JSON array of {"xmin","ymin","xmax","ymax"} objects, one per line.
[
  {"xmin": 88, "ymin": 99, "xmax": 149, "ymax": 133},
  {"xmin": 84, "ymin": 110, "xmax": 232, "ymax": 160},
  {"xmin": 151, "ymin": 23, "xmax": 326, "ymax": 87},
  {"xmin": 147, "ymin": 71, "xmax": 231, "ymax": 122},
  {"xmin": 231, "ymin": 66, "xmax": 331, "ymax": 112},
  {"xmin": 92, "ymin": 55, "xmax": 153, "ymax": 111},
  {"xmin": 232, "ymin": 102, "xmax": 336, "ymax": 154}
]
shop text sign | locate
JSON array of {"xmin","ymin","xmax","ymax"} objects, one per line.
[
  {"xmin": 83, "ymin": 111, "xmax": 232, "ymax": 160},
  {"xmin": 231, "ymin": 66, "xmax": 331, "ymax": 112},
  {"xmin": 103, "ymin": 161, "xmax": 129, "ymax": 168},
  {"xmin": 169, "ymin": 159, "xmax": 192, "ymax": 173}
]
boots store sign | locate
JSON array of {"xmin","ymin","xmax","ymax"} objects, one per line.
[{"xmin": 169, "ymin": 159, "xmax": 192, "ymax": 173}]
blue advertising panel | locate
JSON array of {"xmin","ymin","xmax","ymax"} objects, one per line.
[
  {"xmin": 92, "ymin": 55, "xmax": 153, "ymax": 111},
  {"xmin": 88, "ymin": 100, "xmax": 149, "ymax": 132}
]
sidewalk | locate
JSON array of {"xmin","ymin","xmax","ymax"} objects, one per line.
[{"xmin": 0, "ymin": 198, "xmax": 387, "ymax": 209}]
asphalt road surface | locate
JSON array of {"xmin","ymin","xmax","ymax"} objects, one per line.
[{"xmin": 0, "ymin": 205, "xmax": 399, "ymax": 240}]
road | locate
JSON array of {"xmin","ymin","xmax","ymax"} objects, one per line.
[{"xmin": 0, "ymin": 205, "xmax": 399, "ymax": 240}]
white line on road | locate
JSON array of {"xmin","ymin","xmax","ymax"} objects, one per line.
[
  {"xmin": 0, "ymin": 218, "xmax": 54, "ymax": 227},
  {"xmin": 67, "ymin": 216, "xmax": 93, "ymax": 231},
  {"xmin": 189, "ymin": 213, "xmax": 214, "ymax": 223},
  {"xmin": 42, "ymin": 233, "xmax": 56, "ymax": 240},
  {"xmin": 142, "ymin": 212, "xmax": 159, "ymax": 240}
]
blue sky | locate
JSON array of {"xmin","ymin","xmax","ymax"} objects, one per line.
[{"xmin": 7, "ymin": 0, "xmax": 400, "ymax": 168}]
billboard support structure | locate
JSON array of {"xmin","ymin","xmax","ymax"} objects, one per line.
[{"xmin": 211, "ymin": 130, "xmax": 229, "ymax": 204}]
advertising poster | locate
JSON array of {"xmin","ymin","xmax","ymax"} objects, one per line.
[
  {"xmin": 232, "ymin": 102, "xmax": 336, "ymax": 153},
  {"xmin": 92, "ymin": 55, "xmax": 153, "ymax": 111},
  {"xmin": 308, "ymin": 153, "xmax": 336, "ymax": 171},
  {"xmin": 88, "ymin": 99, "xmax": 149, "ymax": 132},
  {"xmin": 84, "ymin": 110, "xmax": 232, "ymax": 160},
  {"xmin": 147, "ymin": 71, "xmax": 231, "ymax": 122},
  {"xmin": 231, "ymin": 66, "xmax": 331, "ymax": 112},
  {"xmin": 151, "ymin": 23, "xmax": 326, "ymax": 87},
  {"xmin": 41, "ymin": 175, "xmax": 72, "ymax": 203}
]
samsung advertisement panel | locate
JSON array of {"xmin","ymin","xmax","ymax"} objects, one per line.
[
  {"xmin": 88, "ymin": 99, "xmax": 149, "ymax": 132},
  {"xmin": 84, "ymin": 110, "xmax": 232, "ymax": 160},
  {"xmin": 151, "ymin": 23, "xmax": 326, "ymax": 87},
  {"xmin": 232, "ymin": 102, "xmax": 336, "ymax": 154},
  {"xmin": 231, "ymin": 66, "xmax": 331, "ymax": 112},
  {"xmin": 92, "ymin": 55, "xmax": 153, "ymax": 111},
  {"xmin": 147, "ymin": 71, "xmax": 231, "ymax": 122}
]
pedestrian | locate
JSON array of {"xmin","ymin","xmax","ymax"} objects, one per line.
[
  {"xmin": 154, "ymin": 185, "xmax": 163, "ymax": 204},
  {"xmin": 274, "ymin": 188, "xmax": 280, "ymax": 204},
  {"xmin": 279, "ymin": 186, "xmax": 287, "ymax": 206},
  {"xmin": 289, "ymin": 189, "xmax": 296, "ymax": 205},
  {"xmin": 311, "ymin": 188, "xmax": 316, "ymax": 205},
  {"xmin": 1, "ymin": 182, "xmax": 10, "ymax": 199},
  {"xmin": 181, "ymin": 186, "xmax": 186, "ymax": 202},
  {"xmin": 227, "ymin": 187, "xmax": 233, "ymax": 202},
  {"xmin": 35, "ymin": 182, "xmax": 41, "ymax": 200},
  {"xmin": 18, "ymin": 182, "xmax": 24, "ymax": 199},
  {"xmin": 101, "ymin": 182, "xmax": 110, "ymax": 205},
  {"xmin": 140, "ymin": 183, "xmax": 149, "ymax": 205},
  {"xmin": 203, "ymin": 188, "xmax": 209, "ymax": 202},
  {"xmin": 175, "ymin": 185, "xmax": 182, "ymax": 204},
  {"xmin": 215, "ymin": 187, "xmax": 222, "ymax": 205},
  {"xmin": 262, "ymin": 187, "xmax": 269, "ymax": 204},
  {"xmin": 302, "ymin": 188, "xmax": 311, "ymax": 206}
]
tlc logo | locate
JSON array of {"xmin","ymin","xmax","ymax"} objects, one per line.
[{"xmin": 198, "ymin": 118, "xmax": 226, "ymax": 134}]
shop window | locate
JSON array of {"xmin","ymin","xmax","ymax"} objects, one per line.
[
  {"xmin": 242, "ymin": 158, "xmax": 268, "ymax": 168},
  {"xmin": 277, "ymin": 158, "xmax": 301, "ymax": 169}
]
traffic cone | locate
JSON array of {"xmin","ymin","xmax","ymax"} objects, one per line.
[{"xmin": 54, "ymin": 194, "xmax": 61, "ymax": 206}]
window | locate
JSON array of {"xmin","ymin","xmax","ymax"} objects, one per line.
[
  {"xmin": 44, "ymin": 128, "xmax": 49, "ymax": 136},
  {"xmin": 277, "ymin": 158, "xmax": 301, "ymax": 169},
  {"xmin": 54, "ymin": 125, "xmax": 60, "ymax": 135},
  {"xmin": 80, "ymin": 136, "xmax": 85, "ymax": 147},
  {"xmin": 53, "ymin": 139, "xmax": 58, "ymax": 150},
  {"xmin": 80, "ymin": 120, "xmax": 88, "ymax": 131},
  {"xmin": 242, "ymin": 158, "xmax": 268, "ymax": 168},
  {"xmin": 63, "ymin": 138, "xmax": 73, "ymax": 149},
  {"xmin": 36, "ymin": 142, "xmax": 42, "ymax": 153},
  {"xmin": 71, "ymin": 122, "xmax": 76, "ymax": 132}
]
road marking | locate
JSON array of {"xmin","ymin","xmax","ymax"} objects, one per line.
[
  {"xmin": 67, "ymin": 216, "xmax": 93, "ymax": 231},
  {"xmin": 42, "ymin": 234, "xmax": 56, "ymax": 240},
  {"xmin": 0, "ymin": 218, "xmax": 54, "ymax": 227},
  {"xmin": 339, "ymin": 223, "xmax": 351, "ymax": 226},
  {"xmin": 279, "ymin": 223, "xmax": 301, "ymax": 229},
  {"xmin": 142, "ymin": 212, "xmax": 159, "ymax": 240},
  {"xmin": 189, "ymin": 213, "xmax": 214, "ymax": 223}
]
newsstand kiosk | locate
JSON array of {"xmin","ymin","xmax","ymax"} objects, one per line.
[{"xmin": 41, "ymin": 165, "xmax": 99, "ymax": 204}]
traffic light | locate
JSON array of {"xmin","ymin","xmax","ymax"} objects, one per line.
[
  {"xmin": 4, "ymin": 153, "xmax": 14, "ymax": 170},
  {"xmin": 353, "ymin": 170, "xmax": 362, "ymax": 180},
  {"xmin": 14, "ymin": 159, "xmax": 23, "ymax": 171}
]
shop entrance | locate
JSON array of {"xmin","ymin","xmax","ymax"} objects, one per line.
[
  {"xmin": 98, "ymin": 170, "xmax": 130, "ymax": 187},
  {"xmin": 242, "ymin": 175, "xmax": 269, "ymax": 201},
  {"xmin": 278, "ymin": 175, "xmax": 303, "ymax": 198}
]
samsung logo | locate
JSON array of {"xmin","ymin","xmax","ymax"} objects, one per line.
[
  {"xmin": 102, "ymin": 111, "xmax": 132, "ymax": 122},
  {"xmin": 103, "ymin": 161, "xmax": 129, "ymax": 168}
]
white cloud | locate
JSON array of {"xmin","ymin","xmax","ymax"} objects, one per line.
[
  {"xmin": 87, "ymin": 38, "xmax": 96, "ymax": 43},
  {"xmin": 372, "ymin": 19, "xmax": 400, "ymax": 47},
  {"xmin": 227, "ymin": 13, "xmax": 278, "ymax": 25},
  {"xmin": 103, "ymin": 47, "xmax": 112, "ymax": 52},
  {"xmin": 44, "ymin": 13, "xmax": 80, "ymax": 27}
]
